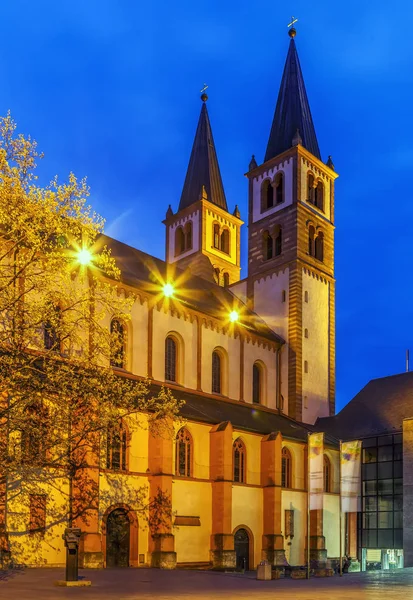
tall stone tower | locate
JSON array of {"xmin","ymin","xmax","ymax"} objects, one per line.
[
  {"xmin": 246, "ymin": 28, "xmax": 338, "ymax": 423},
  {"xmin": 164, "ymin": 93, "xmax": 243, "ymax": 286}
]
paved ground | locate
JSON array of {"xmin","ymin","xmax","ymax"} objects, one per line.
[{"xmin": 0, "ymin": 567, "xmax": 412, "ymax": 599}]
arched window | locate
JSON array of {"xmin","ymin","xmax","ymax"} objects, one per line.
[
  {"xmin": 213, "ymin": 224, "xmax": 220, "ymax": 249},
  {"xmin": 308, "ymin": 225, "xmax": 315, "ymax": 257},
  {"xmin": 323, "ymin": 455, "xmax": 331, "ymax": 493},
  {"xmin": 175, "ymin": 227, "xmax": 185, "ymax": 256},
  {"xmin": 110, "ymin": 319, "xmax": 126, "ymax": 369},
  {"xmin": 176, "ymin": 428, "xmax": 192, "ymax": 477},
  {"xmin": 221, "ymin": 229, "xmax": 230, "ymax": 254},
  {"xmin": 307, "ymin": 174, "xmax": 315, "ymax": 204},
  {"xmin": 212, "ymin": 350, "xmax": 222, "ymax": 394},
  {"xmin": 223, "ymin": 272, "xmax": 230, "ymax": 287},
  {"xmin": 233, "ymin": 438, "xmax": 246, "ymax": 483},
  {"xmin": 264, "ymin": 231, "xmax": 273, "ymax": 260},
  {"xmin": 315, "ymin": 232, "xmax": 324, "ymax": 262},
  {"xmin": 106, "ymin": 421, "xmax": 127, "ymax": 471},
  {"xmin": 44, "ymin": 305, "xmax": 61, "ymax": 352},
  {"xmin": 275, "ymin": 172, "xmax": 284, "ymax": 205},
  {"xmin": 21, "ymin": 403, "xmax": 48, "ymax": 463},
  {"xmin": 185, "ymin": 221, "xmax": 193, "ymax": 250},
  {"xmin": 261, "ymin": 179, "xmax": 274, "ymax": 211},
  {"xmin": 165, "ymin": 336, "xmax": 177, "ymax": 382},
  {"xmin": 252, "ymin": 362, "xmax": 262, "ymax": 404},
  {"xmin": 274, "ymin": 225, "xmax": 282, "ymax": 256},
  {"xmin": 282, "ymin": 447, "xmax": 292, "ymax": 488},
  {"xmin": 315, "ymin": 181, "xmax": 324, "ymax": 210}
]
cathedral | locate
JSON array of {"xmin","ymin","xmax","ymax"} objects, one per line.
[{"xmin": 4, "ymin": 27, "xmax": 348, "ymax": 572}]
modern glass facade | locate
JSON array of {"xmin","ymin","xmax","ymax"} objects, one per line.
[{"xmin": 358, "ymin": 433, "xmax": 403, "ymax": 570}]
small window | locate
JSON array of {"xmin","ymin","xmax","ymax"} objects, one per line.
[
  {"xmin": 212, "ymin": 350, "xmax": 222, "ymax": 394},
  {"xmin": 221, "ymin": 229, "xmax": 230, "ymax": 254},
  {"xmin": 110, "ymin": 319, "xmax": 126, "ymax": 369},
  {"xmin": 282, "ymin": 290, "xmax": 286, "ymax": 303},
  {"xmin": 252, "ymin": 362, "xmax": 262, "ymax": 404},
  {"xmin": 315, "ymin": 232, "xmax": 324, "ymax": 262},
  {"xmin": 21, "ymin": 404, "xmax": 48, "ymax": 464},
  {"xmin": 323, "ymin": 455, "xmax": 331, "ymax": 493},
  {"xmin": 233, "ymin": 438, "xmax": 246, "ymax": 483},
  {"xmin": 185, "ymin": 221, "xmax": 193, "ymax": 250},
  {"xmin": 264, "ymin": 231, "xmax": 273, "ymax": 260},
  {"xmin": 175, "ymin": 226, "xmax": 185, "ymax": 256},
  {"xmin": 275, "ymin": 172, "xmax": 284, "ymax": 205},
  {"xmin": 282, "ymin": 447, "xmax": 292, "ymax": 488},
  {"xmin": 304, "ymin": 395, "xmax": 308, "ymax": 409},
  {"xmin": 315, "ymin": 181, "xmax": 324, "ymax": 211},
  {"xmin": 274, "ymin": 225, "xmax": 282, "ymax": 256},
  {"xmin": 307, "ymin": 174, "xmax": 315, "ymax": 204},
  {"xmin": 261, "ymin": 179, "xmax": 274, "ymax": 211},
  {"xmin": 304, "ymin": 291, "xmax": 309, "ymax": 303},
  {"xmin": 223, "ymin": 272, "xmax": 230, "ymax": 287},
  {"xmin": 165, "ymin": 336, "xmax": 177, "ymax": 382},
  {"xmin": 304, "ymin": 328, "xmax": 309, "ymax": 338},
  {"xmin": 106, "ymin": 421, "xmax": 128, "ymax": 471},
  {"xmin": 176, "ymin": 428, "xmax": 192, "ymax": 477},
  {"xmin": 308, "ymin": 225, "xmax": 315, "ymax": 257},
  {"xmin": 213, "ymin": 223, "xmax": 220, "ymax": 249},
  {"xmin": 304, "ymin": 360, "xmax": 308, "ymax": 373}
]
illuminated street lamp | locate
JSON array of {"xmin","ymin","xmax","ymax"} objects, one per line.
[
  {"xmin": 229, "ymin": 310, "xmax": 239, "ymax": 323},
  {"xmin": 163, "ymin": 282, "xmax": 174, "ymax": 298},
  {"xmin": 77, "ymin": 248, "xmax": 93, "ymax": 266}
]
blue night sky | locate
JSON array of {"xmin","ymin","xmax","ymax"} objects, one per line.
[{"xmin": 2, "ymin": 1, "xmax": 412, "ymax": 412}]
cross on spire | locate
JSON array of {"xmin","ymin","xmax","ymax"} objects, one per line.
[{"xmin": 288, "ymin": 16, "xmax": 298, "ymax": 28}]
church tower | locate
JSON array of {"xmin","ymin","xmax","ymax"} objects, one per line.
[
  {"xmin": 164, "ymin": 93, "xmax": 243, "ymax": 286},
  {"xmin": 246, "ymin": 28, "xmax": 338, "ymax": 423}
]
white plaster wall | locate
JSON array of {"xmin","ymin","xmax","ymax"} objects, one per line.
[
  {"xmin": 243, "ymin": 341, "xmax": 277, "ymax": 408},
  {"xmin": 232, "ymin": 485, "xmax": 263, "ymax": 568},
  {"xmin": 252, "ymin": 158, "xmax": 293, "ymax": 223},
  {"xmin": 300, "ymin": 157, "xmax": 331, "ymax": 219},
  {"xmin": 201, "ymin": 326, "xmax": 240, "ymax": 399},
  {"xmin": 302, "ymin": 271, "xmax": 329, "ymax": 423},
  {"xmin": 253, "ymin": 269, "xmax": 289, "ymax": 413},
  {"xmin": 152, "ymin": 309, "xmax": 197, "ymax": 389},
  {"xmin": 282, "ymin": 490, "xmax": 307, "ymax": 566},
  {"xmin": 229, "ymin": 279, "xmax": 248, "ymax": 305},
  {"xmin": 168, "ymin": 210, "xmax": 200, "ymax": 263},
  {"xmin": 130, "ymin": 299, "xmax": 149, "ymax": 377},
  {"xmin": 323, "ymin": 493, "xmax": 344, "ymax": 558}
]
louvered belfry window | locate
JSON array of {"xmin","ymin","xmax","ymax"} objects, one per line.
[
  {"xmin": 165, "ymin": 336, "xmax": 177, "ymax": 382},
  {"xmin": 252, "ymin": 363, "xmax": 261, "ymax": 404}
]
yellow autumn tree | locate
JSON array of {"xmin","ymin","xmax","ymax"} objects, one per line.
[{"xmin": 0, "ymin": 113, "xmax": 182, "ymax": 565}]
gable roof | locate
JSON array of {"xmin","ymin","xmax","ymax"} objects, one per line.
[
  {"xmin": 317, "ymin": 371, "xmax": 413, "ymax": 439},
  {"xmin": 100, "ymin": 234, "xmax": 283, "ymax": 345},
  {"xmin": 178, "ymin": 98, "xmax": 228, "ymax": 212},
  {"xmin": 265, "ymin": 35, "xmax": 321, "ymax": 162},
  {"xmin": 149, "ymin": 382, "xmax": 338, "ymax": 446}
]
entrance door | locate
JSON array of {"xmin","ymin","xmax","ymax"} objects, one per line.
[
  {"xmin": 234, "ymin": 528, "xmax": 249, "ymax": 571},
  {"xmin": 106, "ymin": 508, "xmax": 130, "ymax": 567}
]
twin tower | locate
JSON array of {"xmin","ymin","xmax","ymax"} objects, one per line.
[{"xmin": 163, "ymin": 29, "xmax": 337, "ymax": 425}]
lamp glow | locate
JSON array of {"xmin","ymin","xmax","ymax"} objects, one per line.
[
  {"xmin": 163, "ymin": 283, "xmax": 174, "ymax": 298},
  {"xmin": 77, "ymin": 248, "xmax": 92, "ymax": 266},
  {"xmin": 229, "ymin": 310, "xmax": 239, "ymax": 323}
]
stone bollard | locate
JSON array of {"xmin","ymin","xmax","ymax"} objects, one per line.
[{"xmin": 257, "ymin": 560, "xmax": 272, "ymax": 580}]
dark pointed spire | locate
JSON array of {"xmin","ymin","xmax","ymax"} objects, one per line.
[
  {"xmin": 265, "ymin": 31, "xmax": 321, "ymax": 162},
  {"xmin": 233, "ymin": 204, "xmax": 241, "ymax": 219},
  {"xmin": 249, "ymin": 154, "xmax": 258, "ymax": 171},
  {"xmin": 178, "ymin": 95, "xmax": 228, "ymax": 212},
  {"xmin": 326, "ymin": 155, "xmax": 335, "ymax": 171}
]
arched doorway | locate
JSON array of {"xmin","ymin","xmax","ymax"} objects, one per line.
[
  {"xmin": 106, "ymin": 508, "xmax": 130, "ymax": 567},
  {"xmin": 234, "ymin": 528, "xmax": 250, "ymax": 571}
]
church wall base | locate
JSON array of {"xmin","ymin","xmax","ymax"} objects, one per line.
[
  {"xmin": 150, "ymin": 551, "xmax": 177, "ymax": 569},
  {"xmin": 210, "ymin": 550, "xmax": 236, "ymax": 570}
]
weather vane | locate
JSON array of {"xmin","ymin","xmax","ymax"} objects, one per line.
[
  {"xmin": 288, "ymin": 16, "xmax": 298, "ymax": 28},
  {"xmin": 200, "ymin": 83, "xmax": 208, "ymax": 94}
]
